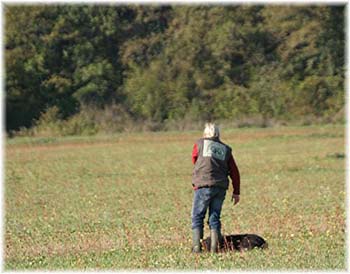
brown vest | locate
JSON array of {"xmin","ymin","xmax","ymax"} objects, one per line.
[{"xmin": 192, "ymin": 137, "xmax": 232, "ymax": 189}]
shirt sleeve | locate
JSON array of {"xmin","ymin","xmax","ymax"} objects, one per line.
[
  {"xmin": 228, "ymin": 154, "xmax": 240, "ymax": 195},
  {"xmin": 192, "ymin": 143, "xmax": 198, "ymax": 164}
]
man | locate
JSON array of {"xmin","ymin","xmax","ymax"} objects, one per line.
[{"xmin": 191, "ymin": 123, "xmax": 240, "ymax": 253}]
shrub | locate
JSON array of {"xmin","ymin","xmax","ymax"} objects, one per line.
[{"xmin": 30, "ymin": 106, "xmax": 63, "ymax": 137}]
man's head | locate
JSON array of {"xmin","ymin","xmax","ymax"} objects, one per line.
[{"xmin": 203, "ymin": 123, "xmax": 220, "ymax": 139}]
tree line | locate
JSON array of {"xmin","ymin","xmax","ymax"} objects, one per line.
[{"xmin": 5, "ymin": 5, "xmax": 345, "ymax": 134}]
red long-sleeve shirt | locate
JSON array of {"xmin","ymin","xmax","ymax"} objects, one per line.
[{"xmin": 192, "ymin": 143, "xmax": 240, "ymax": 195}]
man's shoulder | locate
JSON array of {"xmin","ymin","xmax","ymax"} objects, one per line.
[
  {"xmin": 217, "ymin": 140, "xmax": 232, "ymax": 151},
  {"xmin": 195, "ymin": 138, "xmax": 204, "ymax": 144},
  {"xmin": 196, "ymin": 138, "xmax": 232, "ymax": 149}
]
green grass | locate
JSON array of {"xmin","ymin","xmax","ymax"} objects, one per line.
[{"xmin": 5, "ymin": 125, "xmax": 346, "ymax": 270}]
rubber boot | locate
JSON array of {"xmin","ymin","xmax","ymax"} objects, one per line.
[
  {"xmin": 218, "ymin": 230, "xmax": 223, "ymax": 244},
  {"xmin": 210, "ymin": 229, "xmax": 219, "ymax": 253},
  {"xmin": 192, "ymin": 228, "xmax": 203, "ymax": 253}
]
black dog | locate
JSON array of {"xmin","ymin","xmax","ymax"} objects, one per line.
[{"xmin": 202, "ymin": 234, "xmax": 268, "ymax": 252}]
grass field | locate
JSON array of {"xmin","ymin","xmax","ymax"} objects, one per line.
[{"xmin": 5, "ymin": 125, "xmax": 346, "ymax": 270}]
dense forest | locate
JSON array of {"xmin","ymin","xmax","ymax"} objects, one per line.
[{"xmin": 5, "ymin": 5, "xmax": 345, "ymax": 135}]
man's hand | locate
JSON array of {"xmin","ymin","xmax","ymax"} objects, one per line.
[{"xmin": 231, "ymin": 194, "xmax": 240, "ymax": 205}]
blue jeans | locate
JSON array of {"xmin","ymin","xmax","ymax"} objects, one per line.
[{"xmin": 191, "ymin": 187, "xmax": 226, "ymax": 231}]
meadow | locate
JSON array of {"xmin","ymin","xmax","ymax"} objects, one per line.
[{"xmin": 5, "ymin": 125, "xmax": 346, "ymax": 270}]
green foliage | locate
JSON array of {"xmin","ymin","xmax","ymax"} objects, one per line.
[
  {"xmin": 5, "ymin": 5, "xmax": 345, "ymax": 133},
  {"xmin": 24, "ymin": 104, "xmax": 137, "ymax": 137},
  {"xmin": 31, "ymin": 106, "xmax": 63, "ymax": 137},
  {"xmin": 124, "ymin": 61, "xmax": 169, "ymax": 121}
]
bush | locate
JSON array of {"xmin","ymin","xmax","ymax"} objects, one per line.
[
  {"xmin": 30, "ymin": 106, "xmax": 63, "ymax": 137},
  {"xmin": 14, "ymin": 104, "xmax": 137, "ymax": 137},
  {"xmin": 11, "ymin": 104, "xmax": 345, "ymax": 139}
]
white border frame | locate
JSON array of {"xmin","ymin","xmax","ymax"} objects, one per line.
[{"xmin": 0, "ymin": 1, "xmax": 348, "ymax": 273}]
